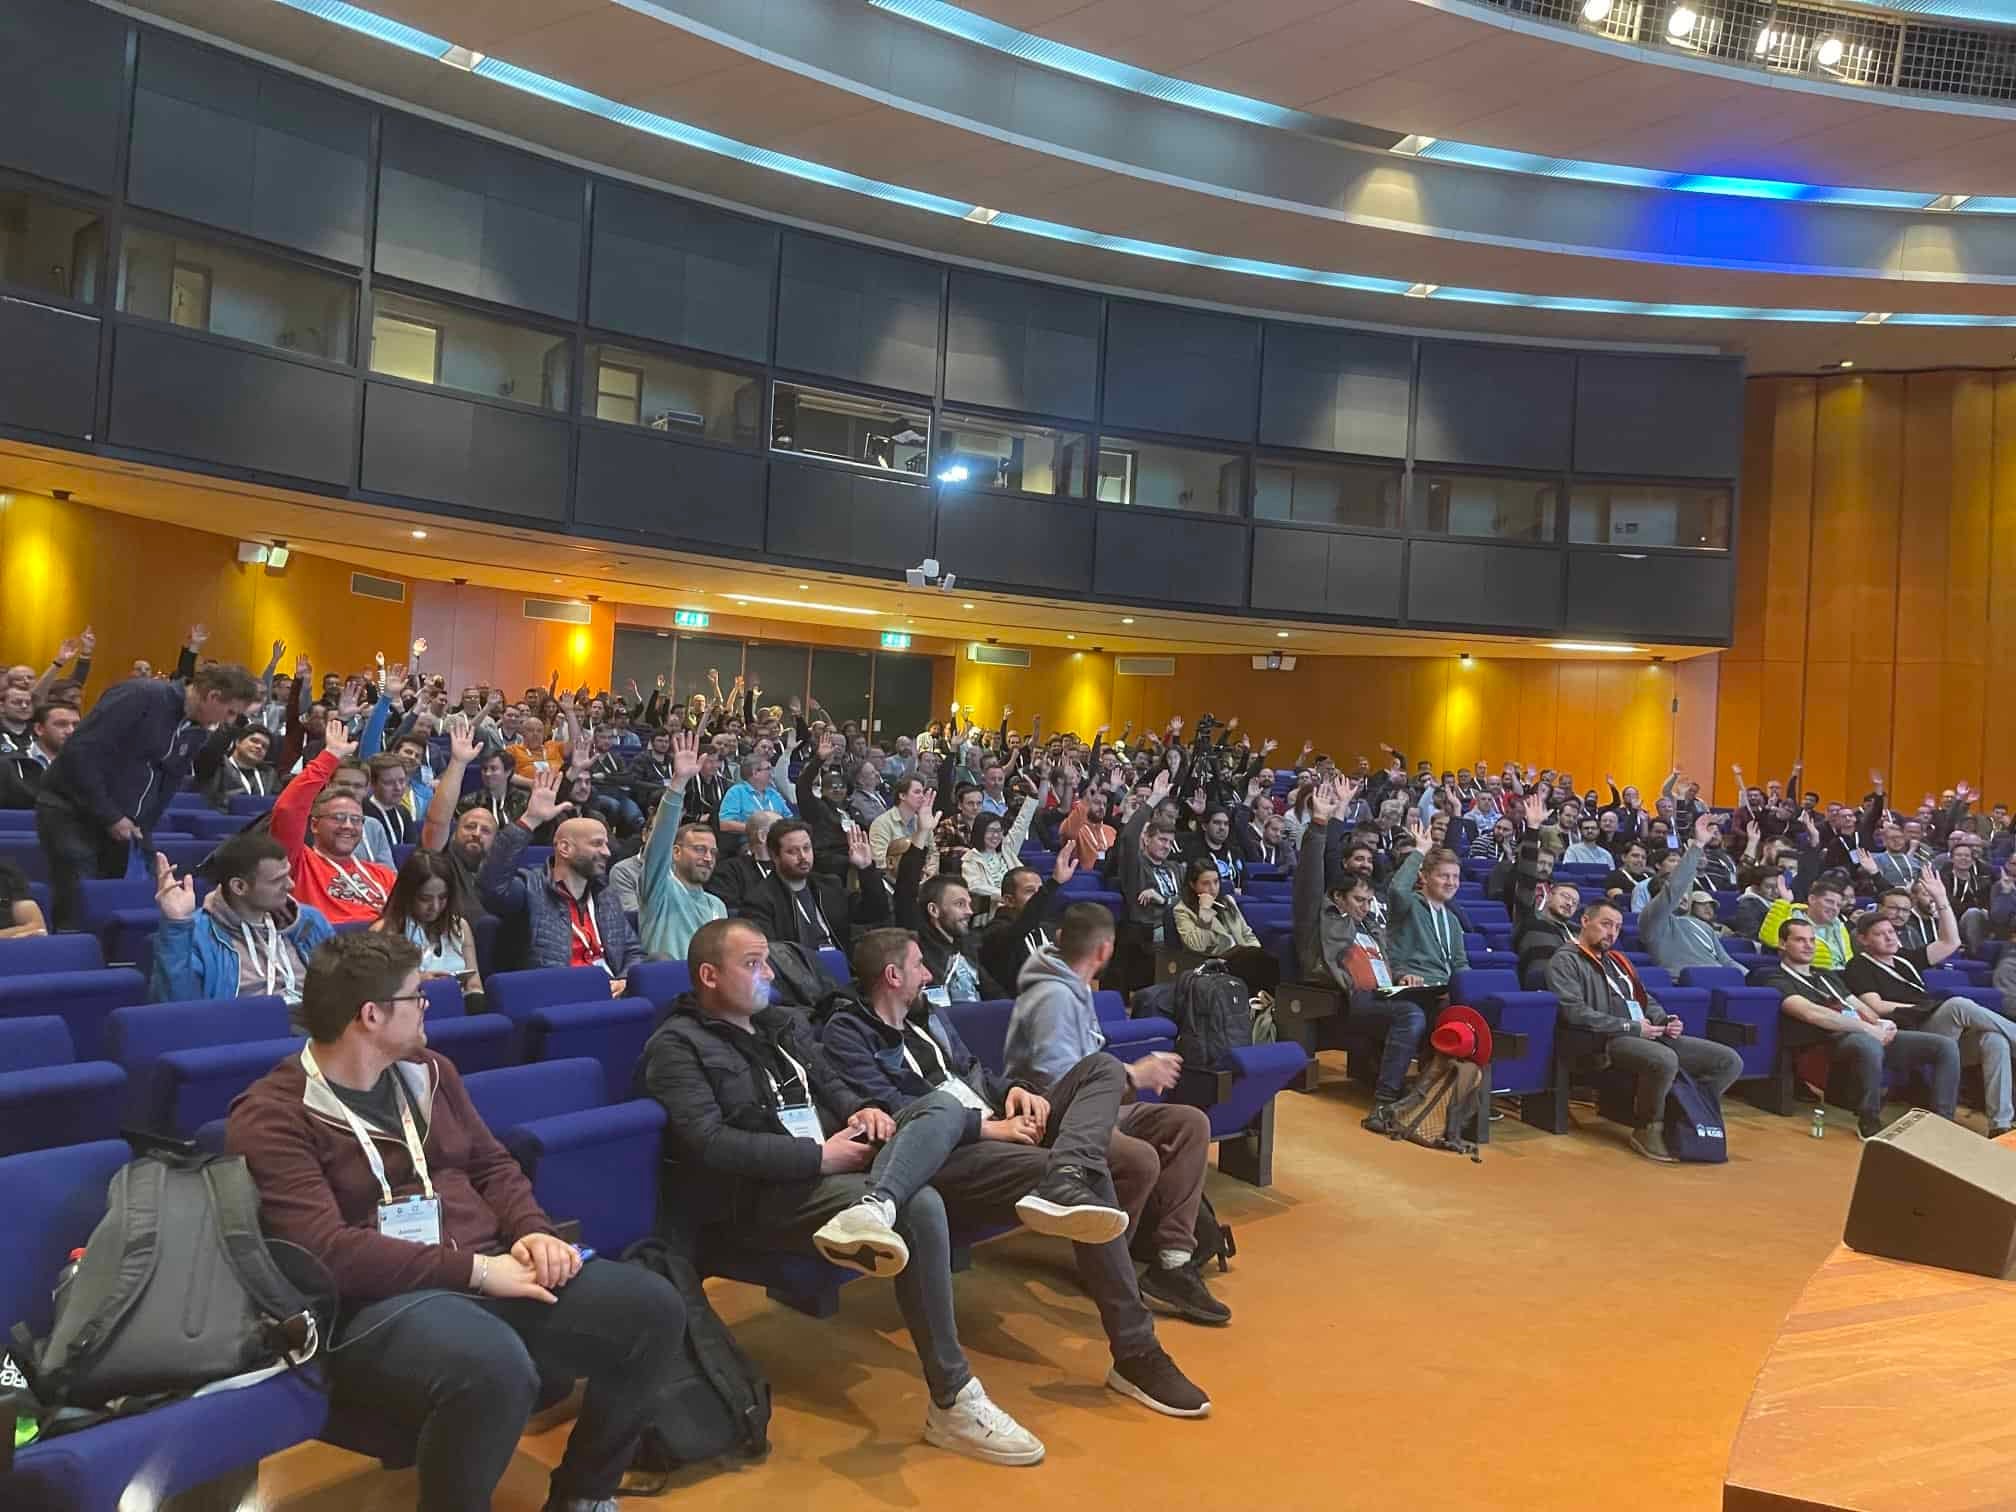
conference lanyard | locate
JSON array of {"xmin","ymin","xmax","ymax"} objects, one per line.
[
  {"xmin": 793, "ymin": 886, "xmax": 833, "ymax": 945},
  {"xmin": 1864, "ymin": 954, "xmax": 1926, "ymax": 995},
  {"xmin": 1785, "ymin": 967, "xmax": 1857, "ymax": 1010},
  {"xmin": 568, "ymin": 893, "xmax": 610, "ymax": 974},
  {"xmin": 1429, "ymin": 904, "xmax": 1453, "ymax": 965},
  {"xmin": 240, "ymin": 916, "xmax": 298, "ymax": 1001},
  {"xmin": 899, "ymin": 1034, "xmax": 991, "ymax": 1112},
  {"xmin": 238, "ymin": 763, "xmax": 265, "ymax": 796},
  {"xmin": 1684, "ymin": 918, "xmax": 1721, "ymax": 954},
  {"xmin": 300, "ymin": 1044, "xmax": 433, "ymax": 1204}
]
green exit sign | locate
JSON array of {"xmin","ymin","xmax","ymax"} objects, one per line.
[
  {"xmin": 880, "ymin": 631, "xmax": 911, "ymax": 650},
  {"xmin": 673, "ymin": 609, "xmax": 709, "ymax": 629}
]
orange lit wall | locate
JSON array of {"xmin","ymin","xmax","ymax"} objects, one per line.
[
  {"xmin": 0, "ymin": 492, "xmax": 410, "ymax": 693},
  {"xmin": 1721, "ymin": 373, "xmax": 2009, "ymax": 809}
]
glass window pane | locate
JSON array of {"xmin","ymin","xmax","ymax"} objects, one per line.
[
  {"xmin": 370, "ymin": 290, "xmax": 570, "ymax": 411},
  {"xmin": 118, "ymin": 226, "xmax": 355, "ymax": 361},
  {"xmin": 0, "ymin": 188, "xmax": 102, "ymax": 302},
  {"xmin": 744, "ymin": 642, "xmax": 810, "ymax": 715},
  {"xmin": 772, "ymin": 382, "xmax": 930, "ymax": 480},
  {"xmin": 1414, "ymin": 470, "xmax": 1558, "ymax": 542},
  {"xmin": 1094, "ymin": 435, "xmax": 1243, "ymax": 515},
  {"xmin": 872, "ymin": 652, "xmax": 935, "ymax": 745},
  {"xmin": 935, "ymin": 412, "xmax": 1088, "ymax": 497},
  {"xmin": 671, "ymin": 635, "xmax": 744, "ymax": 711},
  {"xmin": 584, "ymin": 344, "xmax": 762, "ymax": 446},
  {"xmin": 1569, "ymin": 481, "xmax": 1731, "ymax": 549},
  {"xmin": 811, "ymin": 648, "xmax": 872, "ymax": 731},
  {"xmin": 1254, "ymin": 456, "xmax": 1402, "ymax": 529}
]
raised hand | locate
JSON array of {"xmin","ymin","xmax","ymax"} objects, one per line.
[
  {"xmin": 321, "ymin": 716, "xmax": 357, "ymax": 761},
  {"xmin": 1406, "ymin": 814, "xmax": 1431, "ymax": 850},
  {"xmin": 1052, "ymin": 847, "xmax": 1079, "ymax": 885},
  {"xmin": 54, "ymin": 635, "xmax": 80, "ymax": 665},
  {"xmin": 1309, "ymin": 779, "xmax": 1339, "ymax": 824},
  {"xmin": 78, "ymin": 625, "xmax": 95, "ymax": 657},
  {"xmin": 669, "ymin": 728, "xmax": 702, "ymax": 785},
  {"xmin": 153, "ymin": 853, "xmax": 195, "ymax": 920},
  {"xmin": 1523, "ymin": 792, "xmax": 1546, "ymax": 828},
  {"xmin": 411, "ymin": 637, "xmax": 427, "ymax": 658},
  {"xmin": 1922, "ymin": 862, "xmax": 1950, "ymax": 901},
  {"xmin": 294, "ymin": 653, "xmax": 312, "ymax": 683},
  {"xmin": 522, "ymin": 767, "xmax": 574, "ymax": 828},
  {"xmin": 336, "ymin": 679, "xmax": 363, "ymax": 721},
  {"xmin": 187, "ymin": 624, "xmax": 209, "ymax": 651},
  {"xmin": 847, "ymin": 825, "xmax": 873, "ymax": 871},
  {"xmin": 1693, "ymin": 812, "xmax": 1717, "ymax": 847},
  {"xmin": 374, "ymin": 650, "xmax": 387, "ymax": 671},
  {"xmin": 1150, "ymin": 769, "xmax": 1173, "ymax": 803},
  {"xmin": 447, "ymin": 714, "xmax": 482, "ymax": 765},
  {"xmin": 1261, "ymin": 738, "xmax": 1279, "ymax": 756}
]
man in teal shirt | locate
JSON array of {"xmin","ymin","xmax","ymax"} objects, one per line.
[
  {"xmin": 1386, "ymin": 822, "xmax": 1470, "ymax": 998},
  {"xmin": 638, "ymin": 730, "xmax": 726, "ymax": 960}
]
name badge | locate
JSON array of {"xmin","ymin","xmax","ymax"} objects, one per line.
[
  {"xmin": 1838, "ymin": 1007, "xmax": 1860, "ymax": 1023},
  {"xmin": 924, "ymin": 986, "xmax": 951, "ymax": 1010},
  {"xmin": 1623, "ymin": 999, "xmax": 1645, "ymax": 1023},
  {"xmin": 378, "ymin": 1194, "xmax": 442, "ymax": 1246},
  {"xmin": 777, "ymin": 1102, "xmax": 824, "ymax": 1144}
]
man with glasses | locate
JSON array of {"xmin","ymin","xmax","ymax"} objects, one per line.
[
  {"xmin": 271, "ymin": 716, "xmax": 397, "ymax": 927},
  {"xmin": 228, "ymin": 931, "xmax": 691, "ymax": 1512},
  {"xmin": 717, "ymin": 751, "xmax": 793, "ymax": 851},
  {"xmin": 631, "ymin": 731, "xmax": 726, "ymax": 960}
]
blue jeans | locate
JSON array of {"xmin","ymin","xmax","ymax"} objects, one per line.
[
  {"xmin": 1346, "ymin": 990, "xmax": 1430, "ymax": 1101},
  {"xmin": 330, "ymin": 1257, "xmax": 687, "ymax": 1512}
]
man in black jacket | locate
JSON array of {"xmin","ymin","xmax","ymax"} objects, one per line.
[
  {"xmin": 736, "ymin": 819, "xmax": 889, "ymax": 950},
  {"xmin": 979, "ymin": 852, "xmax": 1075, "ymax": 992},
  {"xmin": 0, "ymin": 702, "xmax": 76, "ymax": 810},
  {"xmin": 37, "ymin": 661, "xmax": 257, "ymax": 929},
  {"xmin": 819, "ymin": 928, "xmax": 1208, "ymax": 1418},
  {"xmin": 637, "ymin": 919, "xmax": 1048, "ymax": 1465},
  {"xmin": 706, "ymin": 809, "xmax": 779, "ymax": 915}
]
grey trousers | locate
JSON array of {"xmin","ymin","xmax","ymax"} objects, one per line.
[
  {"xmin": 1606, "ymin": 1032, "xmax": 1744, "ymax": 1126},
  {"xmin": 742, "ymin": 1089, "xmax": 971, "ymax": 1405},
  {"xmin": 1922, "ymin": 995, "xmax": 2016, "ymax": 1127},
  {"xmin": 931, "ymin": 1053, "xmax": 1157, "ymax": 1363}
]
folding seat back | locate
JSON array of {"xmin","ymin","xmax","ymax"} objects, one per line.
[{"xmin": 462, "ymin": 1057, "xmax": 606, "ymax": 1131}]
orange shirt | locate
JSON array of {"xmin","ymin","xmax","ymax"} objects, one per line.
[{"xmin": 508, "ymin": 740, "xmax": 568, "ymax": 779}]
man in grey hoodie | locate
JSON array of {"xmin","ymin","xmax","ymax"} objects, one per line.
[
  {"xmin": 1641, "ymin": 813, "xmax": 1743, "ymax": 974},
  {"xmin": 1006, "ymin": 903, "xmax": 1226, "ymax": 1326}
]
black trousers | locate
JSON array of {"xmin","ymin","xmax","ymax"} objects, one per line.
[
  {"xmin": 35, "ymin": 792, "xmax": 130, "ymax": 933},
  {"xmin": 329, "ymin": 1258, "xmax": 688, "ymax": 1512}
]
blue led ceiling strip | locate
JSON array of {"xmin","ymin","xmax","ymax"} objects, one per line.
[
  {"xmin": 866, "ymin": 0, "xmax": 1989, "ymax": 213},
  {"xmin": 265, "ymin": 0, "xmax": 2016, "ymax": 326}
]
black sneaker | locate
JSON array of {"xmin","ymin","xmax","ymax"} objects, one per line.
[
  {"xmin": 1016, "ymin": 1165, "xmax": 1129, "ymax": 1244},
  {"xmin": 1857, "ymin": 1114, "xmax": 1884, "ymax": 1141},
  {"xmin": 1362, "ymin": 1100, "xmax": 1401, "ymax": 1136},
  {"xmin": 1107, "ymin": 1346, "xmax": 1211, "ymax": 1418},
  {"xmin": 1139, "ymin": 1262, "xmax": 1232, "ymax": 1326}
]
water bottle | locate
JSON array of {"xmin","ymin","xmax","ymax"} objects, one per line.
[
  {"xmin": 1810, "ymin": 1108, "xmax": 1826, "ymax": 1140},
  {"xmin": 50, "ymin": 1247, "xmax": 85, "ymax": 1317}
]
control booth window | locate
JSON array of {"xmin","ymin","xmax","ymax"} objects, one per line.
[
  {"xmin": 934, "ymin": 412, "xmax": 1088, "ymax": 497},
  {"xmin": 370, "ymin": 290, "xmax": 571, "ymax": 412},
  {"xmin": 118, "ymin": 225, "xmax": 355, "ymax": 362},
  {"xmin": 771, "ymin": 381, "xmax": 930, "ymax": 479},
  {"xmin": 1413, "ymin": 469, "xmax": 1559, "ymax": 543},
  {"xmin": 1568, "ymin": 480, "xmax": 1731, "ymax": 550},
  {"xmin": 1254, "ymin": 455, "xmax": 1402, "ymax": 530},
  {"xmin": 1073, "ymin": 434, "xmax": 1243, "ymax": 515},
  {"xmin": 585, "ymin": 344, "xmax": 761, "ymax": 446},
  {"xmin": 0, "ymin": 187, "xmax": 102, "ymax": 303}
]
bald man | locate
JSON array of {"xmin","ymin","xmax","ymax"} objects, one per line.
[{"xmin": 477, "ymin": 768, "xmax": 639, "ymax": 988}]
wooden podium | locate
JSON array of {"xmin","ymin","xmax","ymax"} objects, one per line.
[{"xmin": 1724, "ymin": 1131, "xmax": 2016, "ymax": 1511}]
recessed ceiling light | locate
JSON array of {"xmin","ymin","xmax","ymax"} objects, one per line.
[
  {"xmin": 1545, "ymin": 641, "xmax": 1641, "ymax": 653},
  {"xmin": 438, "ymin": 44, "xmax": 485, "ymax": 70},
  {"xmin": 1581, "ymin": 0, "xmax": 1612, "ymax": 19},
  {"xmin": 552, "ymin": 577, "xmax": 562, "ymax": 583},
  {"xmin": 964, "ymin": 205, "xmax": 1000, "ymax": 224},
  {"xmin": 1839, "ymin": 359, "xmax": 1856, "ymax": 369},
  {"xmin": 1667, "ymin": 6, "xmax": 1698, "ymax": 39},
  {"xmin": 1815, "ymin": 36, "xmax": 1844, "ymax": 66},
  {"xmin": 410, "ymin": 529, "xmax": 427, "ymax": 539},
  {"xmin": 962, "ymin": 602, "xmax": 975, "ymax": 609},
  {"xmin": 1121, "ymin": 617, "xmax": 1135, "ymax": 624},
  {"xmin": 1066, "ymin": 634, "xmax": 1076, "ymax": 640},
  {"xmin": 1391, "ymin": 134, "xmax": 1436, "ymax": 157},
  {"xmin": 1404, "ymin": 282, "xmax": 1439, "ymax": 298},
  {"xmin": 1928, "ymin": 193, "xmax": 1972, "ymax": 212},
  {"xmin": 1857, "ymin": 312, "xmax": 1891, "ymax": 325},
  {"xmin": 729, "ymin": 592, "xmax": 877, "ymax": 615},
  {"xmin": 797, "ymin": 583, "xmax": 809, "ymax": 589},
  {"xmin": 1276, "ymin": 631, "xmax": 1291, "ymax": 638}
]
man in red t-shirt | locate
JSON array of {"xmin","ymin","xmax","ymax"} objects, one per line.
[{"xmin": 272, "ymin": 717, "xmax": 396, "ymax": 926}]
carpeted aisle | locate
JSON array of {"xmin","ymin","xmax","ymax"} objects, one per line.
[{"xmin": 258, "ymin": 1066, "xmax": 1877, "ymax": 1512}]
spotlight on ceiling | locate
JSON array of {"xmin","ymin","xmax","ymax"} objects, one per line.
[
  {"xmin": 1390, "ymin": 134, "xmax": 1436, "ymax": 157},
  {"xmin": 1815, "ymin": 36, "xmax": 1844, "ymax": 66},
  {"xmin": 1928, "ymin": 193, "xmax": 1971, "ymax": 212},
  {"xmin": 1667, "ymin": 5, "xmax": 1698, "ymax": 38},
  {"xmin": 1581, "ymin": 0, "xmax": 1613, "ymax": 21}
]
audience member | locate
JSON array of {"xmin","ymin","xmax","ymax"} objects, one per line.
[
  {"xmin": 623, "ymin": 730, "xmax": 725, "ymax": 961},
  {"xmin": 1005, "ymin": 904, "xmax": 1225, "ymax": 1324},
  {"xmin": 374, "ymin": 850, "xmax": 485, "ymax": 1005},
  {"xmin": 1763, "ymin": 917, "xmax": 1958, "ymax": 1139},
  {"xmin": 717, "ymin": 753, "xmax": 793, "ymax": 839},
  {"xmin": 820, "ymin": 928, "xmax": 1209, "ymax": 1417},
  {"xmin": 960, "ymin": 795, "xmax": 1036, "ymax": 921},
  {"xmin": 869, "ymin": 774, "xmax": 936, "ymax": 870},
  {"xmin": 227, "ymin": 931, "xmax": 689, "ymax": 1511},
  {"xmin": 706, "ymin": 808, "xmax": 781, "ymax": 915},
  {"xmin": 1641, "ymin": 815, "xmax": 1743, "ymax": 972},
  {"xmin": 1172, "ymin": 857, "xmax": 1277, "ymax": 995},
  {"xmin": 738, "ymin": 817, "xmax": 887, "ymax": 951},
  {"xmin": 272, "ymin": 717, "xmax": 398, "ymax": 928},
  {"xmin": 1761, "ymin": 875, "xmax": 1854, "ymax": 968},
  {"xmin": 1385, "ymin": 828, "xmax": 1468, "ymax": 1000},
  {"xmin": 639, "ymin": 919, "xmax": 1047, "ymax": 1464},
  {"xmin": 150, "ymin": 832, "xmax": 331, "ymax": 1004},
  {"xmin": 477, "ymin": 769, "xmax": 635, "ymax": 986},
  {"xmin": 0, "ymin": 701, "xmax": 76, "ymax": 809},
  {"xmin": 978, "ymin": 851, "xmax": 1076, "ymax": 993},
  {"xmin": 1546, "ymin": 898, "xmax": 1743, "ymax": 1163}
]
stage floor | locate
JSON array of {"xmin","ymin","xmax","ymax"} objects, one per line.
[{"xmin": 259, "ymin": 1062, "xmax": 1901, "ymax": 1512}]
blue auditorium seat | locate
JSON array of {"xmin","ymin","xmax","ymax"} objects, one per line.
[
  {"xmin": 487, "ymin": 966, "xmax": 617, "ymax": 1027},
  {"xmin": 0, "ymin": 1017, "xmax": 127, "ymax": 1155},
  {"xmin": 0, "ymin": 932, "xmax": 107, "ymax": 974},
  {"xmin": 626, "ymin": 959, "xmax": 692, "ymax": 1017},
  {"xmin": 0, "ymin": 967, "xmax": 150, "ymax": 1061},
  {"xmin": 416, "ymin": 977, "xmax": 515, "ymax": 1073},
  {"xmin": 105, "ymin": 995, "xmax": 291, "ymax": 1131},
  {"xmin": 525, "ymin": 997, "xmax": 655, "ymax": 1100},
  {"xmin": 1450, "ymin": 967, "xmax": 1559, "ymax": 1132},
  {"xmin": 2, "ymin": 1141, "xmax": 328, "ymax": 1510}
]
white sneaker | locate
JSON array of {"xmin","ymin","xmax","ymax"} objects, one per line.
[
  {"xmin": 812, "ymin": 1198, "xmax": 909, "ymax": 1277},
  {"xmin": 923, "ymin": 1378, "xmax": 1045, "ymax": 1466}
]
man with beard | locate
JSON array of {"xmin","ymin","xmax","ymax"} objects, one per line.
[
  {"xmin": 979, "ymin": 850, "xmax": 1078, "ymax": 992},
  {"xmin": 894, "ymin": 862, "xmax": 986, "ymax": 1001},
  {"xmin": 150, "ymin": 831, "xmax": 334, "ymax": 1003},
  {"xmin": 738, "ymin": 817, "xmax": 889, "ymax": 950},
  {"xmin": 1516, "ymin": 878, "xmax": 1584, "ymax": 990},
  {"xmin": 478, "ymin": 768, "xmax": 636, "ymax": 989},
  {"xmin": 631, "ymin": 730, "xmax": 726, "ymax": 960},
  {"xmin": 420, "ymin": 717, "xmax": 495, "ymax": 911}
]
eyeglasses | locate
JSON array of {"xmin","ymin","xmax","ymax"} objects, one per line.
[
  {"xmin": 320, "ymin": 814, "xmax": 364, "ymax": 829},
  {"xmin": 381, "ymin": 993, "xmax": 429, "ymax": 1009}
]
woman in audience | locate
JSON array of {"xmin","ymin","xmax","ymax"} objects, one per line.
[
  {"xmin": 0, "ymin": 858, "xmax": 47, "ymax": 937},
  {"xmin": 961, "ymin": 795, "xmax": 1036, "ymax": 922},
  {"xmin": 374, "ymin": 849, "xmax": 485, "ymax": 1006},
  {"xmin": 1172, "ymin": 857, "xmax": 1279, "ymax": 995}
]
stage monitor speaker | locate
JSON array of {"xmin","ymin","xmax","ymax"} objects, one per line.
[{"xmin": 1843, "ymin": 1109, "xmax": 2016, "ymax": 1279}]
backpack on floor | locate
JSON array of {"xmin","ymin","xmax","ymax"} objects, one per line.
[
  {"xmin": 1383, "ymin": 1055, "xmax": 1486, "ymax": 1162},
  {"xmin": 8, "ymin": 1151, "xmax": 317, "ymax": 1425},
  {"xmin": 1130, "ymin": 1192, "xmax": 1237, "ymax": 1274},
  {"xmin": 618, "ymin": 1237, "xmax": 771, "ymax": 1481},
  {"xmin": 1663, "ymin": 1069, "xmax": 1729, "ymax": 1163},
  {"xmin": 1171, "ymin": 961, "xmax": 1253, "ymax": 1070}
]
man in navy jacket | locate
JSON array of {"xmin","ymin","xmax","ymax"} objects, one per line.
[{"xmin": 37, "ymin": 661, "xmax": 258, "ymax": 929}]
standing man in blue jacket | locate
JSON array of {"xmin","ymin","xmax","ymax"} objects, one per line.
[{"xmin": 37, "ymin": 660, "xmax": 259, "ymax": 930}]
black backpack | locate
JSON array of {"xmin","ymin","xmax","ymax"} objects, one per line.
[
  {"xmin": 617, "ymin": 1237, "xmax": 771, "ymax": 1482},
  {"xmin": 8, "ymin": 1151, "xmax": 315, "ymax": 1426},
  {"xmin": 1171, "ymin": 960, "xmax": 1252, "ymax": 1070},
  {"xmin": 1131, "ymin": 1192, "xmax": 1236, "ymax": 1274}
]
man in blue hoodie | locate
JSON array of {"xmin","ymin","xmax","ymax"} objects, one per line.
[
  {"xmin": 1005, "ymin": 903, "xmax": 1224, "ymax": 1326},
  {"xmin": 150, "ymin": 830, "xmax": 333, "ymax": 1003},
  {"xmin": 38, "ymin": 660, "xmax": 259, "ymax": 929}
]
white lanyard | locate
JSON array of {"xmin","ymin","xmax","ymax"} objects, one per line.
[
  {"xmin": 370, "ymin": 799, "xmax": 408, "ymax": 840},
  {"xmin": 241, "ymin": 915, "xmax": 297, "ymax": 999},
  {"xmin": 792, "ymin": 885, "xmax": 833, "ymax": 944},
  {"xmin": 1600, "ymin": 954, "xmax": 1639, "ymax": 1003},
  {"xmin": 326, "ymin": 855, "xmax": 388, "ymax": 907},
  {"xmin": 1685, "ymin": 918, "xmax": 1720, "ymax": 952},
  {"xmin": 1787, "ymin": 967, "xmax": 1855, "ymax": 1009},
  {"xmin": 767, "ymin": 1041, "xmax": 812, "ymax": 1106},
  {"xmin": 1429, "ymin": 904, "xmax": 1452, "ymax": 961},
  {"xmin": 301, "ymin": 1044, "xmax": 433, "ymax": 1202},
  {"xmin": 1866, "ymin": 954, "xmax": 1926, "ymax": 994}
]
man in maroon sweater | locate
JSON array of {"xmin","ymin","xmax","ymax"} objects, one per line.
[{"xmin": 226, "ymin": 933, "xmax": 687, "ymax": 1512}]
